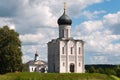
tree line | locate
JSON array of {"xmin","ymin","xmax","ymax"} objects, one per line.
[{"xmin": 85, "ymin": 64, "xmax": 120, "ymax": 77}]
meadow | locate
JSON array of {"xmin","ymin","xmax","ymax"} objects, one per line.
[{"xmin": 0, "ymin": 72, "xmax": 119, "ymax": 80}]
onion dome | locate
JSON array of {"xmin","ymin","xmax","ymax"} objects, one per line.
[
  {"xmin": 57, "ymin": 8, "xmax": 72, "ymax": 25},
  {"xmin": 35, "ymin": 53, "xmax": 38, "ymax": 56}
]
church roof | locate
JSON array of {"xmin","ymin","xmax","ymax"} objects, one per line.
[{"xmin": 26, "ymin": 60, "xmax": 47, "ymax": 66}]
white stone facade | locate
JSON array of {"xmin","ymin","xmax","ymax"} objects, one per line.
[
  {"xmin": 48, "ymin": 38, "xmax": 84, "ymax": 73},
  {"xmin": 47, "ymin": 8, "xmax": 84, "ymax": 73},
  {"xmin": 47, "ymin": 25, "xmax": 84, "ymax": 73}
]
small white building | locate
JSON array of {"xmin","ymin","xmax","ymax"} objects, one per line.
[
  {"xmin": 47, "ymin": 5, "xmax": 85, "ymax": 73},
  {"xmin": 26, "ymin": 53, "xmax": 48, "ymax": 73}
]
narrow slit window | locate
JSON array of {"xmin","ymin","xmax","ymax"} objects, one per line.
[
  {"xmin": 71, "ymin": 47, "xmax": 73, "ymax": 54},
  {"xmin": 62, "ymin": 29, "xmax": 64, "ymax": 37},
  {"xmin": 63, "ymin": 62, "xmax": 65, "ymax": 66},
  {"xmin": 66, "ymin": 29, "xmax": 68, "ymax": 38},
  {"xmin": 79, "ymin": 63, "xmax": 81, "ymax": 67},
  {"xmin": 79, "ymin": 47, "xmax": 81, "ymax": 54},
  {"xmin": 62, "ymin": 47, "xmax": 64, "ymax": 54}
]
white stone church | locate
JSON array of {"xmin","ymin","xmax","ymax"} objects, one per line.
[{"xmin": 47, "ymin": 4, "xmax": 85, "ymax": 73}]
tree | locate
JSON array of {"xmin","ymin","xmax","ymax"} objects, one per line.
[
  {"xmin": 0, "ymin": 26, "xmax": 22, "ymax": 74},
  {"xmin": 88, "ymin": 66, "xmax": 96, "ymax": 73},
  {"xmin": 104, "ymin": 68, "xmax": 116, "ymax": 76},
  {"xmin": 116, "ymin": 69, "xmax": 120, "ymax": 77},
  {"xmin": 97, "ymin": 67, "xmax": 104, "ymax": 74},
  {"xmin": 21, "ymin": 64, "xmax": 28, "ymax": 72}
]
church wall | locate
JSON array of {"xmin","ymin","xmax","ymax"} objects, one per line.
[
  {"xmin": 54, "ymin": 41, "xmax": 60, "ymax": 72},
  {"xmin": 48, "ymin": 42, "xmax": 54, "ymax": 72},
  {"xmin": 59, "ymin": 40, "xmax": 84, "ymax": 73},
  {"xmin": 67, "ymin": 40, "xmax": 75, "ymax": 73},
  {"xmin": 59, "ymin": 41, "xmax": 66, "ymax": 73},
  {"xmin": 48, "ymin": 40, "xmax": 60, "ymax": 72},
  {"xmin": 29, "ymin": 66, "xmax": 36, "ymax": 72},
  {"xmin": 59, "ymin": 25, "xmax": 71, "ymax": 39},
  {"xmin": 75, "ymin": 41, "xmax": 84, "ymax": 73},
  {"xmin": 48, "ymin": 40, "xmax": 84, "ymax": 73}
]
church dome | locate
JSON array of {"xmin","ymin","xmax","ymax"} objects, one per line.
[
  {"xmin": 35, "ymin": 53, "xmax": 38, "ymax": 56},
  {"xmin": 57, "ymin": 11, "xmax": 72, "ymax": 25}
]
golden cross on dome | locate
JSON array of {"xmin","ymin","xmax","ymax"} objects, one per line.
[{"xmin": 64, "ymin": 2, "xmax": 66, "ymax": 10}]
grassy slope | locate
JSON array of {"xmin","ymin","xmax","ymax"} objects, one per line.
[
  {"xmin": 0, "ymin": 72, "xmax": 119, "ymax": 80},
  {"xmin": 111, "ymin": 75, "xmax": 120, "ymax": 80}
]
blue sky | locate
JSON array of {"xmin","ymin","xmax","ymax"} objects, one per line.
[
  {"xmin": 86, "ymin": 0, "xmax": 120, "ymax": 13},
  {"xmin": 0, "ymin": 0, "xmax": 120, "ymax": 64}
]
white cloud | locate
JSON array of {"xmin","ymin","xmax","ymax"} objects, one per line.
[
  {"xmin": 82, "ymin": 10, "xmax": 106, "ymax": 19},
  {"xmin": 65, "ymin": 0, "xmax": 103, "ymax": 17},
  {"xmin": 0, "ymin": 17, "xmax": 16, "ymax": 30},
  {"xmin": 103, "ymin": 11, "xmax": 120, "ymax": 34},
  {"xmin": 103, "ymin": 12, "xmax": 120, "ymax": 25},
  {"xmin": 20, "ymin": 27, "xmax": 58, "ymax": 63},
  {"xmin": 22, "ymin": 55, "xmax": 32, "ymax": 63},
  {"xmin": 0, "ymin": 0, "xmax": 103, "ymax": 34},
  {"xmin": 90, "ymin": 56, "xmax": 108, "ymax": 64},
  {"xmin": 75, "ymin": 20, "xmax": 103, "ymax": 37},
  {"xmin": 9, "ymin": 24, "xmax": 16, "ymax": 30},
  {"xmin": 75, "ymin": 11, "xmax": 120, "ymax": 64},
  {"xmin": 81, "ymin": 21, "xmax": 103, "ymax": 32},
  {"xmin": 20, "ymin": 33, "xmax": 44, "ymax": 44}
]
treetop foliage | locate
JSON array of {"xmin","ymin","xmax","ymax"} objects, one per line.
[{"xmin": 0, "ymin": 26, "xmax": 22, "ymax": 74}]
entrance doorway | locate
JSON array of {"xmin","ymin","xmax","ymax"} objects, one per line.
[{"xmin": 70, "ymin": 63, "xmax": 75, "ymax": 72}]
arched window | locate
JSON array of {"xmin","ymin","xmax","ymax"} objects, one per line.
[
  {"xmin": 40, "ymin": 68, "xmax": 45, "ymax": 73},
  {"xmin": 32, "ymin": 68, "xmax": 33, "ymax": 71},
  {"xmin": 35, "ymin": 68, "xmax": 37, "ymax": 72}
]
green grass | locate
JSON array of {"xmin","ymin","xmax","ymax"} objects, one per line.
[
  {"xmin": 0, "ymin": 72, "xmax": 119, "ymax": 80},
  {"xmin": 111, "ymin": 75, "xmax": 120, "ymax": 80}
]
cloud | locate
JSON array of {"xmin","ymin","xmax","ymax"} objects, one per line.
[
  {"xmin": 22, "ymin": 55, "xmax": 32, "ymax": 63},
  {"xmin": 0, "ymin": 17, "xmax": 16, "ymax": 30},
  {"xmin": 74, "ymin": 11, "xmax": 120, "ymax": 64},
  {"xmin": 66, "ymin": 0, "xmax": 103, "ymax": 17},
  {"xmin": 0, "ymin": 0, "xmax": 103, "ymax": 34},
  {"xmin": 20, "ymin": 33, "xmax": 44, "ymax": 45},
  {"xmin": 103, "ymin": 11, "xmax": 120, "ymax": 35},
  {"xmin": 90, "ymin": 56, "xmax": 108, "ymax": 64},
  {"xmin": 74, "ymin": 20, "xmax": 104, "ymax": 38},
  {"xmin": 82, "ymin": 10, "xmax": 106, "ymax": 19},
  {"xmin": 13, "ymin": 0, "xmax": 58, "ymax": 34}
]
